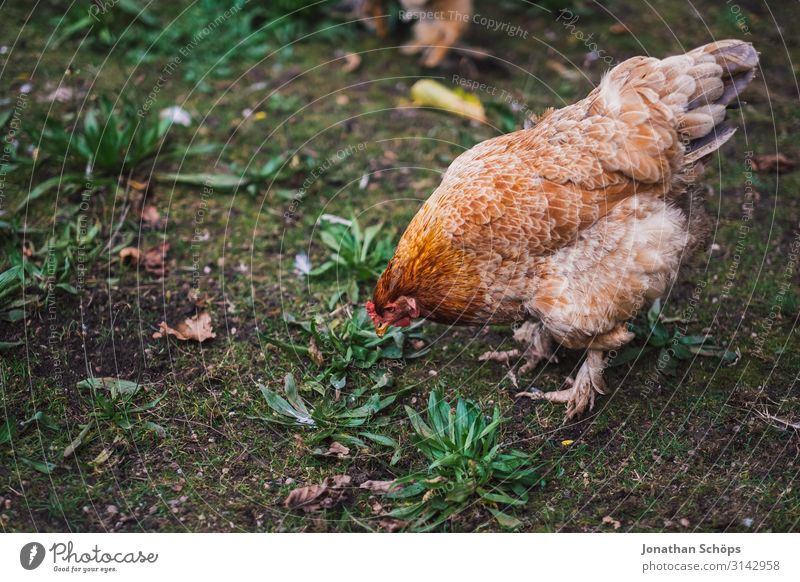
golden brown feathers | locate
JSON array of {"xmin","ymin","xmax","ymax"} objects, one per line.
[{"xmin": 371, "ymin": 40, "xmax": 758, "ymax": 347}]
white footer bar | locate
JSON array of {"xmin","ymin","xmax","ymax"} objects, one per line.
[{"xmin": 2, "ymin": 533, "xmax": 797, "ymax": 581}]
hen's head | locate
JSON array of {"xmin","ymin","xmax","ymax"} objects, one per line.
[
  {"xmin": 366, "ymin": 296, "xmax": 420, "ymax": 337},
  {"xmin": 367, "ymin": 208, "xmax": 483, "ymax": 336}
]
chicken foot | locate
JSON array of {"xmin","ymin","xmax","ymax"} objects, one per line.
[
  {"xmin": 479, "ymin": 321, "xmax": 557, "ymax": 374},
  {"xmin": 516, "ymin": 350, "xmax": 608, "ymax": 419}
]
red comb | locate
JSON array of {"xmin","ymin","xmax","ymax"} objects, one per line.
[{"xmin": 365, "ymin": 300, "xmax": 381, "ymax": 326}]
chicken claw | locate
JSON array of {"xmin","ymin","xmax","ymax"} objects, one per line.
[
  {"xmin": 479, "ymin": 321, "xmax": 557, "ymax": 373},
  {"xmin": 516, "ymin": 351, "xmax": 607, "ymax": 419},
  {"xmin": 478, "ymin": 348, "xmax": 521, "ymax": 364}
]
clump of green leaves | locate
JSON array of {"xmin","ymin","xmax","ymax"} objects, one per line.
[
  {"xmin": 19, "ymin": 95, "xmax": 221, "ymax": 211},
  {"xmin": 131, "ymin": 1, "xmax": 290, "ymax": 86},
  {"xmin": 0, "ymin": 217, "xmax": 108, "ymax": 321},
  {"xmin": 36, "ymin": 96, "xmax": 177, "ymax": 177},
  {"xmin": 387, "ymin": 391, "xmax": 543, "ymax": 531},
  {"xmin": 64, "ymin": 377, "xmax": 166, "ymax": 458},
  {"xmin": 49, "ymin": 1, "xmax": 357, "ymax": 86},
  {"xmin": 0, "ymin": 109, "xmax": 31, "ymax": 178},
  {"xmin": 0, "ymin": 364, "xmax": 61, "ymax": 474},
  {"xmin": 308, "ymin": 216, "xmax": 395, "ymax": 306},
  {"xmin": 610, "ymin": 298, "xmax": 739, "ymax": 374},
  {"xmin": 51, "ymin": 1, "xmax": 158, "ymax": 49},
  {"xmin": 254, "ymin": 372, "xmax": 399, "ymax": 453},
  {"xmin": 266, "ymin": 307, "xmax": 428, "ymax": 388},
  {"xmin": 0, "ymin": 412, "xmax": 60, "ymax": 474}
]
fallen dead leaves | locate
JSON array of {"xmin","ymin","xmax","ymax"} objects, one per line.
[
  {"xmin": 282, "ymin": 475, "xmax": 405, "ymax": 530},
  {"xmin": 120, "ymin": 242, "xmax": 170, "ymax": 276},
  {"xmin": 140, "ymin": 205, "xmax": 162, "ymax": 228},
  {"xmin": 377, "ymin": 518, "xmax": 406, "ymax": 532},
  {"xmin": 359, "ymin": 480, "xmax": 402, "ymax": 495},
  {"xmin": 602, "ymin": 515, "xmax": 621, "ymax": 529},
  {"xmin": 362, "ymin": 480, "xmax": 406, "ymax": 531},
  {"xmin": 152, "ymin": 311, "xmax": 216, "ymax": 343},
  {"xmin": 308, "ymin": 336, "xmax": 325, "ymax": 367},
  {"xmin": 340, "ymin": 51, "xmax": 361, "ymax": 73},
  {"xmin": 312, "ymin": 441, "xmax": 350, "ymax": 458},
  {"xmin": 283, "ymin": 475, "xmax": 351, "ymax": 512}
]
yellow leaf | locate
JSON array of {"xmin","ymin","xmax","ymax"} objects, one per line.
[{"xmin": 410, "ymin": 79, "xmax": 486, "ymax": 123}]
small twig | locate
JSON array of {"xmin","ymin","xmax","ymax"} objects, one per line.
[
  {"xmin": 753, "ymin": 408, "xmax": 800, "ymax": 432},
  {"xmin": 505, "ymin": 369, "xmax": 519, "ymax": 389}
]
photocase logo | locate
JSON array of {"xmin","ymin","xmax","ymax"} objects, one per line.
[{"xmin": 20, "ymin": 542, "xmax": 46, "ymax": 570}]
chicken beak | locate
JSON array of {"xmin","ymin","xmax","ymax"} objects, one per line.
[{"xmin": 375, "ymin": 323, "xmax": 389, "ymax": 337}]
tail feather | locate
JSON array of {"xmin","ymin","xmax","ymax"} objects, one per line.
[
  {"xmin": 674, "ymin": 40, "xmax": 759, "ymax": 161},
  {"xmin": 585, "ymin": 40, "xmax": 756, "ymax": 184},
  {"xmin": 685, "ymin": 124, "xmax": 736, "ymax": 165}
]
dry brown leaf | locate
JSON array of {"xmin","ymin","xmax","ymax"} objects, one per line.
[
  {"xmin": 327, "ymin": 442, "xmax": 350, "ymax": 457},
  {"xmin": 328, "ymin": 475, "xmax": 351, "ymax": 487},
  {"xmin": 188, "ymin": 290, "xmax": 213, "ymax": 308},
  {"xmin": 308, "ymin": 336, "xmax": 325, "ymax": 367},
  {"xmin": 283, "ymin": 484, "xmax": 327, "ymax": 510},
  {"xmin": 312, "ymin": 441, "xmax": 351, "ymax": 458},
  {"xmin": 119, "ymin": 242, "xmax": 170, "ymax": 276},
  {"xmin": 128, "ymin": 178, "xmax": 149, "ymax": 191},
  {"xmin": 602, "ymin": 515, "xmax": 621, "ymax": 529},
  {"xmin": 608, "ymin": 22, "xmax": 630, "ymax": 34},
  {"xmin": 119, "ymin": 247, "xmax": 142, "ymax": 263},
  {"xmin": 143, "ymin": 242, "xmax": 170, "ymax": 275},
  {"xmin": 378, "ymin": 518, "xmax": 406, "ymax": 532},
  {"xmin": 341, "ymin": 52, "xmax": 361, "ymax": 73},
  {"xmin": 152, "ymin": 311, "xmax": 216, "ymax": 343},
  {"xmin": 283, "ymin": 475, "xmax": 351, "ymax": 512},
  {"xmin": 752, "ymin": 153, "xmax": 795, "ymax": 174},
  {"xmin": 359, "ymin": 480, "xmax": 402, "ymax": 494},
  {"xmin": 141, "ymin": 205, "xmax": 162, "ymax": 227}
]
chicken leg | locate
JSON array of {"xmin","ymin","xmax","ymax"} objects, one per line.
[
  {"xmin": 516, "ymin": 350, "xmax": 608, "ymax": 419},
  {"xmin": 479, "ymin": 321, "xmax": 558, "ymax": 374}
]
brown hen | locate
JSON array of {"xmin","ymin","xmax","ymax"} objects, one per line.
[{"xmin": 367, "ymin": 40, "xmax": 758, "ymax": 418}]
